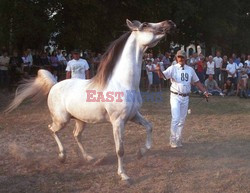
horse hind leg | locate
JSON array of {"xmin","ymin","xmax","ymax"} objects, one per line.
[
  {"xmin": 48, "ymin": 120, "xmax": 68, "ymax": 163},
  {"xmin": 131, "ymin": 112, "xmax": 153, "ymax": 159},
  {"xmin": 73, "ymin": 119, "xmax": 94, "ymax": 162}
]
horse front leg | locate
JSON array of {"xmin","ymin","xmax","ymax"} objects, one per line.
[
  {"xmin": 131, "ymin": 111, "xmax": 153, "ymax": 159},
  {"xmin": 111, "ymin": 119, "xmax": 130, "ymax": 182}
]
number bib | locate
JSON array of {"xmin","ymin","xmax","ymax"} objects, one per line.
[{"xmin": 171, "ymin": 67, "xmax": 192, "ymax": 93}]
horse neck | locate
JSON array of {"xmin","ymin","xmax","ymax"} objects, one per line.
[{"xmin": 111, "ymin": 33, "xmax": 144, "ymax": 90}]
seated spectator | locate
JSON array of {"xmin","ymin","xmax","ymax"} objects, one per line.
[
  {"xmin": 223, "ymin": 79, "xmax": 235, "ymax": 96},
  {"xmin": 204, "ymin": 75, "xmax": 224, "ymax": 96}
]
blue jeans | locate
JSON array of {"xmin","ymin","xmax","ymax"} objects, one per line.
[{"xmin": 208, "ymin": 89, "xmax": 222, "ymax": 96}]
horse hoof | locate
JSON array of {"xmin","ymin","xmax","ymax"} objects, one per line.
[
  {"xmin": 86, "ymin": 156, "xmax": 95, "ymax": 162},
  {"xmin": 58, "ymin": 154, "xmax": 66, "ymax": 163}
]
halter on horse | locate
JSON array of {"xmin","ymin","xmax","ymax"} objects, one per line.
[{"xmin": 6, "ymin": 19, "xmax": 175, "ymax": 183}]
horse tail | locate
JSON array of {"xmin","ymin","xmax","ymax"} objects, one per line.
[{"xmin": 5, "ymin": 69, "xmax": 57, "ymax": 113}]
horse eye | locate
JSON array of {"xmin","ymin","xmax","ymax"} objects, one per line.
[{"xmin": 142, "ymin": 23, "xmax": 149, "ymax": 28}]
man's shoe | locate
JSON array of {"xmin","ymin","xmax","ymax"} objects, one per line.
[{"xmin": 170, "ymin": 142, "xmax": 178, "ymax": 148}]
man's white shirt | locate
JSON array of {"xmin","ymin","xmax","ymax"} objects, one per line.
[
  {"xmin": 66, "ymin": 58, "xmax": 89, "ymax": 79},
  {"xmin": 213, "ymin": 56, "xmax": 223, "ymax": 68},
  {"xmin": 146, "ymin": 64, "xmax": 153, "ymax": 75},
  {"xmin": 226, "ymin": 63, "xmax": 237, "ymax": 77},
  {"xmin": 163, "ymin": 63, "xmax": 199, "ymax": 94}
]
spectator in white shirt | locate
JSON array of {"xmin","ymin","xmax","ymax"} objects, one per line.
[
  {"xmin": 206, "ymin": 55, "xmax": 215, "ymax": 79},
  {"xmin": 213, "ymin": 51, "xmax": 223, "ymax": 85},
  {"xmin": 226, "ymin": 58, "xmax": 237, "ymax": 86},
  {"xmin": 66, "ymin": 49, "xmax": 90, "ymax": 80}
]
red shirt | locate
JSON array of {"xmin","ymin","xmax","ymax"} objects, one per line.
[{"xmin": 197, "ymin": 61, "xmax": 203, "ymax": 72}]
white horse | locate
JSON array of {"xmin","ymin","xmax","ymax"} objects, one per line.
[{"xmin": 6, "ymin": 19, "xmax": 175, "ymax": 182}]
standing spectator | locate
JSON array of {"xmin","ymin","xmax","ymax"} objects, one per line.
[
  {"xmin": 172, "ymin": 56, "xmax": 177, "ymax": 65},
  {"xmin": 66, "ymin": 49, "xmax": 90, "ymax": 79},
  {"xmin": 232, "ymin": 53, "xmax": 240, "ymax": 65},
  {"xmin": 0, "ymin": 51, "xmax": 10, "ymax": 90},
  {"xmin": 50, "ymin": 51, "xmax": 60, "ymax": 79},
  {"xmin": 146, "ymin": 58, "xmax": 153, "ymax": 92},
  {"xmin": 22, "ymin": 50, "xmax": 32, "ymax": 77},
  {"xmin": 213, "ymin": 51, "xmax": 223, "ymax": 85},
  {"xmin": 161, "ymin": 52, "xmax": 171, "ymax": 69},
  {"xmin": 40, "ymin": 52, "xmax": 50, "ymax": 68},
  {"xmin": 240, "ymin": 53, "xmax": 246, "ymax": 63},
  {"xmin": 204, "ymin": 75, "xmax": 224, "ymax": 96},
  {"xmin": 31, "ymin": 50, "xmax": 42, "ymax": 75},
  {"xmin": 152, "ymin": 58, "xmax": 161, "ymax": 92},
  {"xmin": 235, "ymin": 58, "xmax": 244, "ymax": 83},
  {"xmin": 220, "ymin": 55, "xmax": 228, "ymax": 88},
  {"xmin": 26, "ymin": 48, "xmax": 33, "ymax": 66},
  {"xmin": 32, "ymin": 50, "xmax": 42, "ymax": 66},
  {"xmin": 61, "ymin": 51, "xmax": 68, "ymax": 66},
  {"xmin": 189, "ymin": 52, "xmax": 199, "ymax": 70},
  {"xmin": 226, "ymin": 58, "xmax": 237, "ymax": 87},
  {"xmin": 245, "ymin": 54, "xmax": 250, "ymax": 78},
  {"xmin": 196, "ymin": 56, "xmax": 205, "ymax": 84},
  {"xmin": 56, "ymin": 49, "xmax": 63, "ymax": 62},
  {"xmin": 93, "ymin": 53, "xmax": 102, "ymax": 75},
  {"xmin": 236, "ymin": 63, "xmax": 248, "ymax": 98},
  {"xmin": 206, "ymin": 55, "xmax": 215, "ymax": 79},
  {"xmin": 9, "ymin": 50, "xmax": 23, "ymax": 85}
]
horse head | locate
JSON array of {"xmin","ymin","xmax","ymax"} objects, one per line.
[{"xmin": 126, "ymin": 19, "xmax": 176, "ymax": 48}]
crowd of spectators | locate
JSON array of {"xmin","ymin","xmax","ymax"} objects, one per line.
[
  {"xmin": 0, "ymin": 46, "xmax": 250, "ymax": 99},
  {"xmin": 143, "ymin": 50, "xmax": 250, "ymax": 98},
  {"xmin": 0, "ymin": 47, "xmax": 102, "ymax": 91}
]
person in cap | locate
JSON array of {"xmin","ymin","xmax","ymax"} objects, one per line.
[
  {"xmin": 66, "ymin": 49, "xmax": 90, "ymax": 79},
  {"xmin": 162, "ymin": 50, "xmax": 209, "ymax": 148}
]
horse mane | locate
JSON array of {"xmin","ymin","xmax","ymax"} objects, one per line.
[{"xmin": 89, "ymin": 31, "xmax": 131, "ymax": 89}]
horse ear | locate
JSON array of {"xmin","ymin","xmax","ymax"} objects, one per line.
[{"xmin": 126, "ymin": 19, "xmax": 137, "ymax": 31}]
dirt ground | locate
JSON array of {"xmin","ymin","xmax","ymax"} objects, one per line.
[{"xmin": 0, "ymin": 90, "xmax": 250, "ymax": 193}]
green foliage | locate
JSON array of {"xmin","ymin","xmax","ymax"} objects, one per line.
[{"xmin": 0, "ymin": 0, "xmax": 250, "ymax": 54}]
